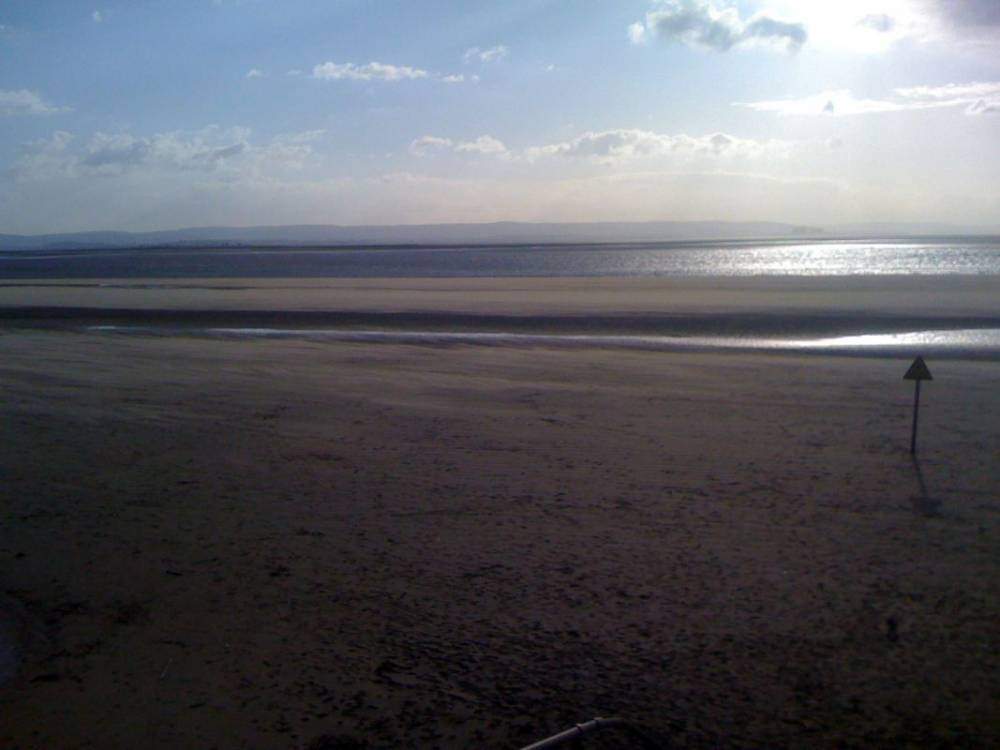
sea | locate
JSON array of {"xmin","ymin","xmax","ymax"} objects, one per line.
[
  {"xmin": 2, "ymin": 237, "xmax": 999, "ymax": 359},
  {"xmin": 2, "ymin": 237, "xmax": 1000, "ymax": 278}
]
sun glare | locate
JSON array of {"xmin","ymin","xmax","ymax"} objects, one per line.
[{"xmin": 767, "ymin": 0, "xmax": 932, "ymax": 53}]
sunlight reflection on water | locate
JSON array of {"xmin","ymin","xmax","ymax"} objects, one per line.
[
  {"xmin": 7, "ymin": 239, "xmax": 1000, "ymax": 278},
  {"xmin": 88, "ymin": 326, "xmax": 1000, "ymax": 358},
  {"xmin": 797, "ymin": 329, "xmax": 1000, "ymax": 349}
]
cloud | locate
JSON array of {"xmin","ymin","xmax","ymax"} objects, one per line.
[
  {"xmin": 463, "ymin": 45, "xmax": 508, "ymax": 63},
  {"xmin": 442, "ymin": 73, "xmax": 478, "ymax": 84},
  {"xmin": 915, "ymin": 0, "xmax": 1000, "ymax": 45},
  {"xmin": 8, "ymin": 131, "xmax": 76, "ymax": 180},
  {"xmin": 455, "ymin": 135, "xmax": 508, "ymax": 155},
  {"xmin": 738, "ymin": 88, "xmax": 955, "ymax": 116},
  {"xmin": 894, "ymin": 81, "xmax": 1000, "ymax": 100},
  {"xmin": 0, "ymin": 89, "xmax": 68, "ymax": 116},
  {"xmin": 246, "ymin": 68, "xmax": 263, "ymax": 79},
  {"xmin": 922, "ymin": 0, "xmax": 1000, "ymax": 29},
  {"xmin": 312, "ymin": 61, "xmax": 428, "ymax": 81},
  {"xmin": 410, "ymin": 135, "xmax": 508, "ymax": 157},
  {"xmin": 80, "ymin": 129, "xmax": 251, "ymax": 173},
  {"xmin": 9, "ymin": 125, "xmax": 326, "ymax": 185},
  {"xmin": 858, "ymin": 14, "xmax": 894, "ymax": 32},
  {"xmin": 629, "ymin": 0, "xmax": 806, "ymax": 53},
  {"xmin": 523, "ymin": 128, "xmax": 789, "ymax": 163},
  {"xmin": 411, "ymin": 128, "xmax": 800, "ymax": 165},
  {"xmin": 409, "ymin": 136, "xmax": 454, "ymax": 156},
  {"xmin": 92, "ymin": 10, "xmax": 103, "ymax": 23},
  {"xmin": 739, "ymin": 82, "xmax": 1000, "ymax": 116},
  {"xmin": 965, "ymin": 99, "xmax": 1000, "ymax": 115}
]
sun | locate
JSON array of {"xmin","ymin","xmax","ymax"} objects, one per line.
[{"xmin": 763, "ymin": 0, "xmax": 933, "ymax": 54}]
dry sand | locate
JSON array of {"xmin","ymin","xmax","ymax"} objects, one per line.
[{"xmin": 0, "ymin": 279, "xmax": 998, "ymax": 748}]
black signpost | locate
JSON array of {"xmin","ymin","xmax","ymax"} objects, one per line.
[{"xmin": 903, "ymin": 355, "xmax": 933, "ymax": 454}]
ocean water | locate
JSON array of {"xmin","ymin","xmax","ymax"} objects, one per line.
[{"xmin": 1, "ymin": 237, "xmax": 999, "ymax": 279}]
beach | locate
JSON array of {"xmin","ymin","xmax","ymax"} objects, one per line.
[{"xmin": 1, "ymin": 277, "xmax": 998, "ymax": 748}]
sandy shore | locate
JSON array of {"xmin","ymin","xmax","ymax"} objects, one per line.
[
  {"xmin": 0, "ymin": 319, "xmax": 998, "ymax": 748},
  {"xmin": 2, "ymin": 274, "xmax": 999, "ymax": 318}
]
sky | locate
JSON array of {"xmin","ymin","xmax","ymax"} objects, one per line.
[{"xmin": 1, "ymin": 0, "xmax": 999, "ymax": 234}]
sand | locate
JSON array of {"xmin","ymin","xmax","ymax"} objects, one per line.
[
  {"xmin": 2, "ymin": 275, "xmax": 999, "ymax": 318},
  {"xmin": 0, "ymin": 279, "xmax": 998, "ymax": 748}
]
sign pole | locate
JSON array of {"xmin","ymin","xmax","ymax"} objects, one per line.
[
  {"xmin": 903, "ymin": 355, "xmax": 932, "ymax": 455},
  {"xmin": 910, "ymin": 378, "xmax": 921, "ymax": 454}
]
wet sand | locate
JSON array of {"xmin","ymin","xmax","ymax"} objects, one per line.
[
  {"xmin": 1, "ymin": 275, "xmax": 999, "ymax": 318},
  {"xmin": 0, "ymin": 279, "xmax": 998, "ymax": 748}
]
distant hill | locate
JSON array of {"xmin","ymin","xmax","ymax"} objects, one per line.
[
  {"xmin": 829, "ymin": 222, "xmax": 1000, "ymax": 237},
  {"xmin": 0, "ymin": 221, "xmax": 823, "ymax": 251},
  {"xmin": 1, "ymin": 220, "xmax": 997, "ymax": 251}
]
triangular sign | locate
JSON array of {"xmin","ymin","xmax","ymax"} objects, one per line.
[{"xmin": 903, "ymin": 356, "xmax": 933, "ymax": 381}]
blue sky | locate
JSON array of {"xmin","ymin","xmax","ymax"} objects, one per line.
[{"xmin": 1, "ymin": 0, "xmax": 999, "ymax": 233}]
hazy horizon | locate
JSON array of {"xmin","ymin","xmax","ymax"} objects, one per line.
[
  {"xmin": 2, "ymin": 1, "xmax": 999, "ymax": 234},
  {"xmin": 6, "ymin": 218, "xmax": 1000, "ymax": 251}
]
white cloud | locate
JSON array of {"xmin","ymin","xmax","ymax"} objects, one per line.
[
  {"xmin": 312, "ymin": 61, "xmax": 428, "ymax": 82},
  {"xmin": 523, "ymin": 128, "xmax": 790, "ymax": 164},
  {"xmin": 411, "ymin": 128, "xmax": 801, "ymax": 165},
  {"xmin": 628, "ymin": 22, "xmax": 648, "ymax": 44},
  {"xmin": 455, "ymin": 135, "xmax": 508, "ymax": 155},
  {"xmin": 92, "ymin": 10, "xmax": 103, "ymax": 23},
  {"xmin": 463, "ymin": 45, "xmax": 508, "ymax": 63},
  {"xmin": 740, "ymin": 82, "xmax": 1000, "ymax": 116},
  {"xmin": 894, "ymin": 81, "xmax": 1000, "ymax": 100},
  {"xmin": 410, "ymin": 135, "xmax": 508, "ymax": 157},
  {"xmin": 629, "ymin": 0, "xmax": 807, "ymax": 53},
  {"xmin": 442, "ymin": 73, "xmax": 476, "ymax": 84},
  {"xmin": 0, "ymin": 89, "xmax": 68, "ymax": 116},
  {"xmin": 246, "ymin": 68, "xmax": 263, "ymax": 79}
]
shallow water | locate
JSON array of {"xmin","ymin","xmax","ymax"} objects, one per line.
[{"xmin": 88, "ymin": 325, "xmax": 1000, "ymax": 360}]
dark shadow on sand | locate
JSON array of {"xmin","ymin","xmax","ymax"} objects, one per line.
[{"xmin": 910, "ymin": 456, "xmax": 942, "ymax": 517}]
